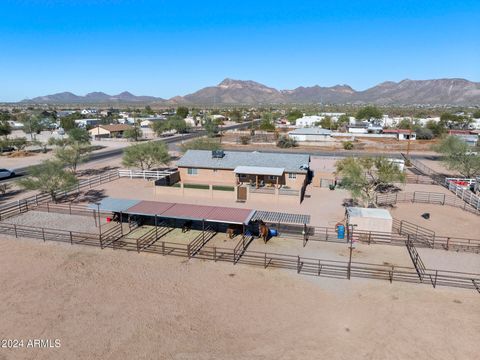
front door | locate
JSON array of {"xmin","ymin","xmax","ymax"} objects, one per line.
[{"xmin": 237, "ymin": 186, "xmax": 247, "ymax": 201}]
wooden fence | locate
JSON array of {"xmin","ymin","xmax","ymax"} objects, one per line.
[{"xmin": 0, "ymin": 221, "xmax": 478, "ymax": 293}]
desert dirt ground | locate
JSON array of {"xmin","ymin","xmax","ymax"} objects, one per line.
[
  {"xmin": 0, "ymin": 236, "xmax": 479, "ymax": 360},
  {"xmin": 389, "ymin": 203, "xmax": 480, "ymax": 239}
]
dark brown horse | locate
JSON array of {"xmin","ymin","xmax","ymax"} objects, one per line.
[
  {"xmin": 257, "ymin": 220, "xmax": 269, "ymax": 244},
  {"xmin": 182, "ymin": 220, "xmax": 193, "ymax": 233}
]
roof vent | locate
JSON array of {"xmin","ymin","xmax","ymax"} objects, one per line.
[{"xmin": 212, "ymin": 150, "xmax": 225, "ymax": 159}]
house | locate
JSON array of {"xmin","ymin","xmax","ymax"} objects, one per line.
[
  {"xmin": 88, "ymin": 124, "xmax": 132, "ymax": 139},
  {"xmin": 288, "ymin": 127, "xmax": 333, "ymax": 142},
  {"xmin": 382, "ymin": 129, "xmax": 416, "ymax": 140},
  {"xmin": 295, "ymin": 115, "xmax": 322, "ymax": 127},
  {"xmin": 81, "ymin": 109, "xmax": 97, "ymax": 115},
  {"xmin": 176, "ymin": 150, "xmax": 310, "ymax": 202},
  {"xmin": 75, "ymin": 118, "xmax": 101, "ymax": 128}
]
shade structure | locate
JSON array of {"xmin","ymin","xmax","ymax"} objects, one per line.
[
  {"xmin": 250, "ymin": 210, "xmax": 310, "ymax": 225},
  {"xmin": 89, "ymin": 198, "xmax": 255, "ymax": 225},
  {"xmin": 87, "ymin": 198, "xmax": 141, "ymax": 213},
  {"xmin": 234, "ymin": 166, "xmax": 284, "ymax": 176}
]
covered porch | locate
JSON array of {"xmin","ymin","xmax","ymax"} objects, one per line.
[{"xmin": 234, "ymin": 166, "xmax": 285, "ymax": 189}]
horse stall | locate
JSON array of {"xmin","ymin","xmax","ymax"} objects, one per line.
[{"xmin": 88, "ymin": 198, "xmax": 256, "ymax": 257}]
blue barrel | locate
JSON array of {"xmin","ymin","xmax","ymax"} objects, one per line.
[
  {"xmin": 337, "ymin": 225, "xmax": 345, "ymax": 239},
  {"xmin": 269, "ymin": 229, "xmax": 278, "ymax": 237}
]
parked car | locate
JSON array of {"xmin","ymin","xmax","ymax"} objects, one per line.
[
  {"xmin": 0, "ymin": 168, "xmax": 15, "ymax": 179},
  {"xmin": 0, "ymin": 146, "xmax": 15, "ymax": 153}
]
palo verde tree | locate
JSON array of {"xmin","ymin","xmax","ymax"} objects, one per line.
[
  {"xmin": 180, "ymin": 137, "xmax": 222, "ymax": 152},
  {"xmin": 434, "ymin": 136, "xmax": 480, "ymax": 178},
  {"xmin": 176, "ymin": 106, "xmax": 189, "ymax": 119},
  {"xmin": 54, "ymin": 142, "xmax": 91, "ymax": 173},
  {"xmin": 122, "ymin": 141, "xmax": 170, "ymax": 170},
  {"xmin": 18, "ymin": 160, "xmax": 78, "ymax": 202},
  {"xmin": 335, "ymin": 157, "xmax": 406, "ymax": 207}
]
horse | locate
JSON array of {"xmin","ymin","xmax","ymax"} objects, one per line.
[
  {"xmin": 226, "ymin": 224, "xmax": 242, "ymax": 239},
  {"xmin": 182, "ymin": 220, "xmax": 193, "ymax": 233},
  {"xmin": 257, "ymin": 220, "xmax": 269, "ymax": 244}
]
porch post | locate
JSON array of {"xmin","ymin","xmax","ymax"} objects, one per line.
[
  {"xmin": 155, "ymin": 214, "xmax": 158, "ymax": 239},
  {"xmin": 256, "ymin": 175, "xmax": 258, "ymax": 188}
]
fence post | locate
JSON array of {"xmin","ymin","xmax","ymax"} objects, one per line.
[
  {"xmin": 42, "ymin": 228, "xmax": 45, "ymax": 242},
  {"xmin": 433, "ymin": 270, "xmax": 438, "ymax": 288},
  {"xmin": 69, "ymin": 203, "xmax": 72, "ymax": 215},
  {"xmin": 442, "ymin": 194, "xmax": 446, "ymax": 205},
  {"xmin": 264, "ymin": 253, "xmax": 267, "ymax": 269},
  {"xmin": 47, "ymin": 202, "xmax": 50, "ymax": 213},
  {"xmin": 14, "ymin": 224, "xmax": 17, "ymax": 238},
  {"xmin": 390, "ymin": 266, "xmax": 394, "ymax": 283},
  {"xmin": 187, "ymin": 244, "xmax": 191, "ymax": 259},
  {"xmin": 368, "ymin": 231, "xmax": 372, "ymax": 245},
  {"xmin": 297, "ymin": 256, "xmax": 301, "ymax": 273},
  {"xmin": 214, "ymin": 246, "xmax": 217, "ymax": 262},
  {"xmin": 35, "ymin": 195, "xmax": 38, "ymax": 206},
  {"xmin": 162, "ymin": 241, "xmax": 165, "ymax": 255},
  {"xmin": 70, "ymin": 231, "xmax": 73, "ymax": 245},
  {"xmin": 412, "ymin": 192, "xmax": 416, "ymax": 203}
]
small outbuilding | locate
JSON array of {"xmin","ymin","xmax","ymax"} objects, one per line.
[{"xmin": 346, "ymin": 207, "xmax": 393, "ymax": 233}]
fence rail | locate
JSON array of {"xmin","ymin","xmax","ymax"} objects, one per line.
[
  {"xmin": 1, "ymin": 221, "xmax": 478, "ymax": 293},
  {"xmin": 118, "ymin": 169, "xmax": 177, "ymax": 180},
  {"xmin": 375, "ymin": 191, "xmax": 479, "ymax": 215}
]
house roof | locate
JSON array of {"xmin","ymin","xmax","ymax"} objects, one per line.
[
  {"xmin": 95, "ymin": 124, "xmax": 132, "ymax": 132},
  {"xmin": 289, "ymin": 128, "xmax": 332, "ymax": 135},
  {"xmin": 177, "ymin": 150, "xmax": 310, "ymax": 174},
  {"xmin": 234, "ymin": 166, "xmax": 285, "ymax": 176}
]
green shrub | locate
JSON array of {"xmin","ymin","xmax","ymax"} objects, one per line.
[
  {"xmin": 342, "ymin": 141, "xmax": 354, "ymax": 150},
  {"xmin": 276, "ymin": 135, "xmax": 298, "ymax": 148}
]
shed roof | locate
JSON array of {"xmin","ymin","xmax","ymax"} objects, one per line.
[
  {"xmin": 347, "ymin": 207, "xmax": 392, "ymax": 220},
  {"xmin": 177, "ymin": 150, "xmax": 310, "ymax": 174},
  {"xmin": 234, "ymin": 166, "xmax": 284, "ymax": 176}
]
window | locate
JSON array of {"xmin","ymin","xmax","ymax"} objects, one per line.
[
  {"xmin": 288, "ymin": 173, "xmax": 297, "ymax": 179},
  {"xmin": 268, "ymin": 175, "xmax": 277, "ymax": 181},
  {"xmin": 187, "ymin": 168, "xmax": 198, "ymax": 175},
  {"xmin": 213, "ymin": 169, "xmax": 218, "ymax": 173}
]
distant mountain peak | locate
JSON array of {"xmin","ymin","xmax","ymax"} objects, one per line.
[{"xmin": 19, "ymin": 78, "xmax": 480, "ymax": 105}]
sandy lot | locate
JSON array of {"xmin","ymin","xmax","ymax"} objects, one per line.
[
  {"xmin": 0, "ymin": 236, "xmax": 479, "ymax": 360},
  {"xmin": 389, "ymin": 203, "xmax": 480, "ymax": 239}
]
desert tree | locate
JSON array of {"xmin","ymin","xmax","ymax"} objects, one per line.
[
  {"xmin": 180, "ymin": 137, "xmax": 222, "ymax": 152},
  {"xmin": 122, "ymin": 141, "xmax": 170, "ymax": 170},
  {"xmin": 18, "ymin": 160, "xmax": 78, "ymax": 202},
  {"xmin": 335, "ymin": 157, "xmax": 406, "ymax": 207},
  {"xmin": 434, "ymin": 136, "xmax": 480, "ymax": 178}
]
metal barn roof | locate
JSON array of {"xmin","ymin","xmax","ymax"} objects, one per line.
[
  {"xmin": 90, "ymin": 198, "xmax": 255, "ymax": 225},
  {"xmin": 250, "ymin": 211, "xmax": 310, "ymax": 225},
  {"xmin": 87, "ymin": 198, "xmax": 141, "ymax": 213}
]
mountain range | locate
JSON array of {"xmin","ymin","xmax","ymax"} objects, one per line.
[{"xmin": 21, "ymin": 78, "xmax": 480, "ymax": 105}]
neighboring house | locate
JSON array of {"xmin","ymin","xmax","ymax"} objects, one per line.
[
  {"xmin": 288, "ymin": 127, "xmax": 333, "ymax": 142},
  {"xmin": 295, "ymin": 115, "xmax": 323, "ymax": 127},
  {"xmin": 88, "ymin": 124, "xmax": 132, "ymax": 139},
  {"xmin": 453, "ymin": 134, "xmax": 478, "ymax": 147},
  {"xmin": 81, "ymin": 109, "xmax": 97, "ymax": 115},
  {"xmin": 75, "ymin": 118, "xmax": 101, "ymax": 128},
  {"xmin": 382, "ymin": 129, "xmax": 416, "ymax": 140},
  {"xmin": 176, "ymin": 150, "xmax": 310, "ymax": 202}
]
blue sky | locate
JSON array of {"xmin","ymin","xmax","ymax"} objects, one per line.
[{"xmin": 1, "ymin": 0, "xmax": 479, "ymax": 101}]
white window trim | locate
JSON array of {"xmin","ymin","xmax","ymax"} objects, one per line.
[
  {"xmin": 288, "ymin": 173, "xmax": 297, "ymax": 179},
  {"xmin": 187, "ymin": 168, "xmax": 198, "ymax": 175}
]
